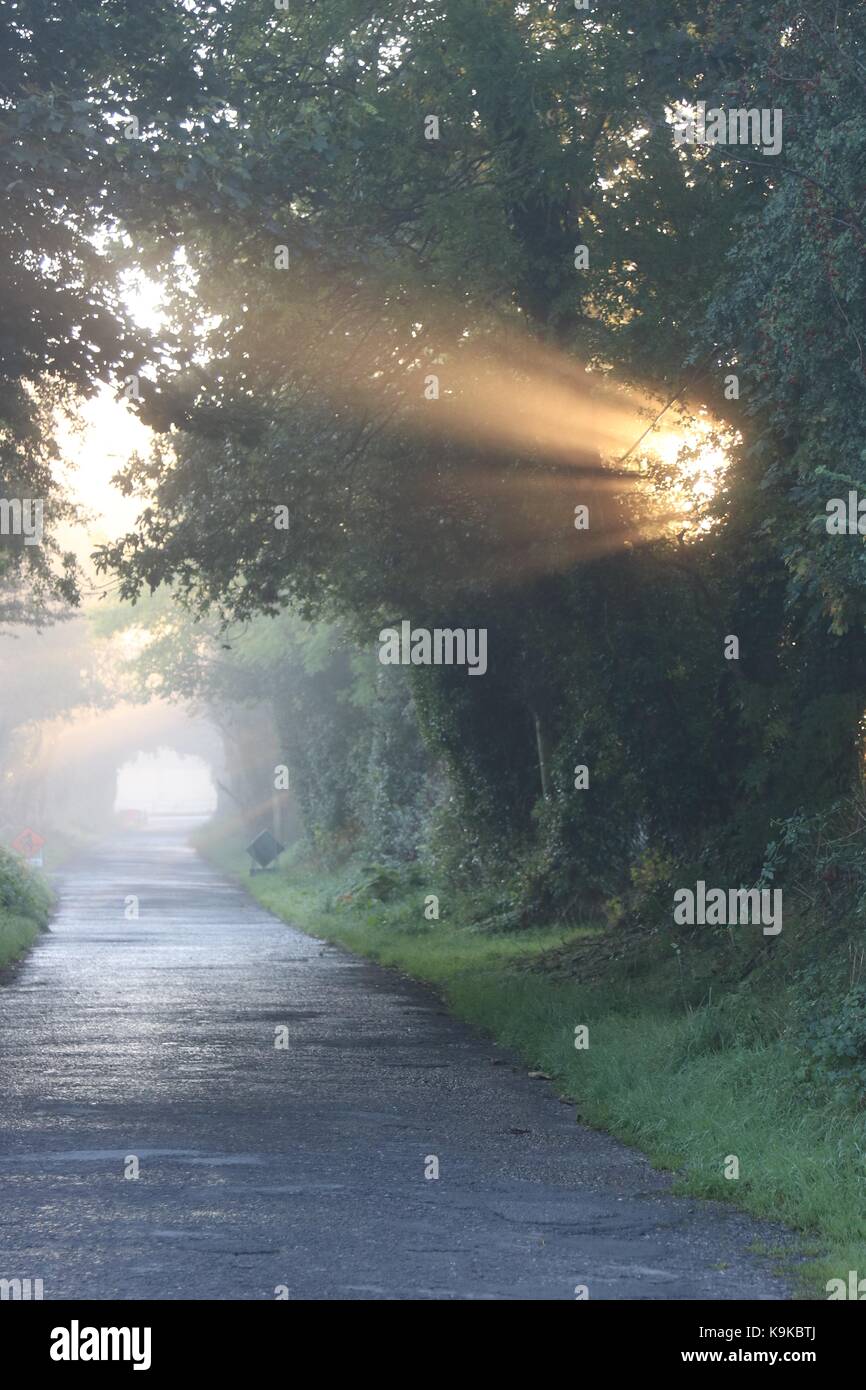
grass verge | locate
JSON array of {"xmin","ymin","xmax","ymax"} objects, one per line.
[
  {"xmin": 0, "ymin": 909, "xmax": 45, "ymax": 968},
  {"xmin": 0, "ymin": 846, "xmax": 54, "ymax": 971},
  {"xmin": 198, "ymin": 826, "xmax": 866, "ymax": 1298}
]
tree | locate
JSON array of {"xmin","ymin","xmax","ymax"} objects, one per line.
[
  {"xmin": 0, "ymin": 0, "xmax": 217, "ymax": 612},
  {"xmin": 92, "ymin": 0, "xmax": 866, "ymax": 906}
]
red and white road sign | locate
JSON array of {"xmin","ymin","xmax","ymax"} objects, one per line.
[{"xmin": 11, "ymin": 828, "xmax": 46, "ymax": 858}]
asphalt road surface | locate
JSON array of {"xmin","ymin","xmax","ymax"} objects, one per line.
[{"xmin": 0, "ymin": 822, "xmax": 794, "ymax": 1300}]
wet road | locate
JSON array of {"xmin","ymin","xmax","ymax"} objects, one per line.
[{"xmin": 0, "ymin": 824, "xmax": 793, "ymax": 1300}]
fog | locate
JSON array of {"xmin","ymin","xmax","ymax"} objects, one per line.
[
  {"xmin": 115, "ymin": 749, "xmax": 218, "ymax": 817},
  {"xmin": 0, "ymin": 615, "xmax": 224, "ymax": 855}
]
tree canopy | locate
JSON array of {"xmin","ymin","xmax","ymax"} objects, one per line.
[{"xmin": 5, "ymin": 0, "xmax": 866, "ymax": 915}]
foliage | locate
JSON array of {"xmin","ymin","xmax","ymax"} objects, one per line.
[
  {"xmin": 11, "ymin": 0, "xmax": 866, "ymax": 920},
  {"xmin": 800, "ymin": 984, "xmax": 866, "ymax": 1106},
  {"xmin": 0, "ymin": 0, "xmax": 218, "ymax": 614},
  {"xmin": 0, "ymin": 846, "xmax": 52, "ymax": 926}
]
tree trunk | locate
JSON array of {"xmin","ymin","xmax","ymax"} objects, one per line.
[{"xmin": 533, "ymin": 709, "xmax": 551, "ymax": 799}]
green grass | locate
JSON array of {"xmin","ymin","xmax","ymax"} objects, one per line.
[
  {"xmin": 0, "ymin": 826, "xmax": 95, "ymax": 972},
  {"xmin": 199, "ymin": 830, "xmax": 866, "ymax": 1298},
  {"xmin": 0, "ymin": 908, "xmax": 44, "ymax": 969},
  {"xmin": 0, "ymin": 848, "xmax": 53, "ymax": 970}
]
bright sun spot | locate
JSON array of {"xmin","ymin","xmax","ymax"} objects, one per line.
[{"xmin": 647, "ymin": 412, "xmax": 733, "ymax": 529}]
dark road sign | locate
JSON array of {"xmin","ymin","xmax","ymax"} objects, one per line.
[{"xmin": 246, "ymin": 829, "xmax": 285, "ymax": 869}]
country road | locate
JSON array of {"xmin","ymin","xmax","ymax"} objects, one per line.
[{"xmin": 0, "ymin": 822, "xmax": 795, "ymax": 1300}]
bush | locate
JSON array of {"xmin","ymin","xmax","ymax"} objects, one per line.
[
  {"xmin": 800, "ymin": 984, "xmax": 866, "ymax": 1106},
  {"xmin": 0, "ymin": 846, "xmax": 52, "ymax": 927}
]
